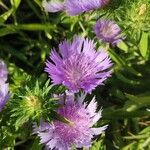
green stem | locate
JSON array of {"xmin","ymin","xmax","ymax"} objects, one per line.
[
  {"xmin": 124, "ymin": 134, "xmax": 149, "ymax": 140},
  {"xmin": 4, "ymin": 23, "xmax": 56, "ymax": 31}
]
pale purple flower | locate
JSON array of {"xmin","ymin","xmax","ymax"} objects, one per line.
[
  {"xmin": 94, "ymin": 20, "xmax": 123, "ymax": 45},
  {"xmin": 0, "ymin": 60, "xmax": 10, "ymax": 112},
  {"xmin": 45, "ymin": 36, "xmax": 112, "ymax": 93},
  {"xmin": 65, "ymin": 0, "xmax": 110, "ymax": 16},
  {"xmin": 42, "ymin": 0, "xmax": 64, "ymax": 13},
  {"xmin": 0, "ymin": 81, "xmax": 10, "ymax": 112},
  {"xmin": 33, "ymin": 94, "xmax": 107, "ymax": 150},
  {"xmin": 43, "ymin": 0, "xmax": 110, "ymax": 16},
  {"xmin": 65, "ymin": 0, "xmax": 102, "ymax": 15},
  {"xmin": 0, "ymin": 60, "xmax": 8, "ymax": 82}
]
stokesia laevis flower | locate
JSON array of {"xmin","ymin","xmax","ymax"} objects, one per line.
[
  {"xmin": 33, "ymin": 93, "xmax": 107, "ymax": 150},
  {"xmin": 65, "ymin": 0, "xmax": 102, "ymax": 16},
  {"xmin": 94, "ymin": 20, "xmax": 123, "ymax": 46},
  {"xmin": 43, "ymin": 0, "xmax": 110, "ymax": 16},
  {"xmin": 45, "ymin": 36, "xmax": 112, "ymax": 93},
  {"xmin": 65, "ymin": 0, "xmax": 110, "ymax": 16},
  {"xmin": 0, "ymin": 60, "xmax": 10, "ymax": 112},
  {"xmin": 42, "ymin": 0, "xmax": 65, "ymax": 13}
]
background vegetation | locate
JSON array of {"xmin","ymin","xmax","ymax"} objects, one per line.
[{"xmin": 0, "ymin": 0, "xmax": 150, "ymax": 149}]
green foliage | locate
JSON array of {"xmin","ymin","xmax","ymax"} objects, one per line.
[
  {"xmin": 0, "ymin": 0, "xmax": 150, "ymax": 149},
  {"xmin": 91, "ymin": 137, "xmax": 106, "ymax": 150},
  {"xmin": 123, "ymin": 126, "xmax": 150, "ymax": 150}
]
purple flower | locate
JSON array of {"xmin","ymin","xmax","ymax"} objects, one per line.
[
  {"xmin": 45, "ymin": 36, "xmax": 112, "ymax": 93},
  {"xmin": 33, "ymin": 93, "xmax": 107, "ymax": 150},
  {"xmin": 65, "ymin": 0, "xmax": 102, "ymax": 16},
  {"xmin": 43, "ymin": 0, "xmax": 110, "ymax": 16},
  {"xmin": 42, "ymin": 0, "xmax": 64, "ymax": 13},
  {"xmin": 0, "ymin": 60, "xmax": 8, "ymax": 82},
  {"xmin": 94, "ymin": 20, "xmax": 123, "ymax": 45},
  {"xmin": 0, "ymin": 60, "xmax": 10, "ymax": 112},
  {"xmin": 65, "ymin": 0, "xmax": 110, "ymax": 15},
  {"xmin": 0, "ymin": 81, "xmax": 10, "ymax": 112}
]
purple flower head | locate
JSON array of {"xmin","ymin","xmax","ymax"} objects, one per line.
[
  {"xmin": 94, "ymin": 20, "xmax": 123, "ymax": 46},
  {"xmin": 43, "ymin": 0, "xmax": 110, "ymax": 16},
  {"xmin": 0, "ymin": 81, "xmax": 10, "ymax": 112},
  {"xmin": 33, "ymin": 93, "xmax": 107, "ymax": 150},
  {"xmin": 42, "ymin": 0, "xmax": 65, "ymax": 13},
  {"xmin": 45, "ymin": 36, "xmax": 112, "ymax": 93},
  {"xmin": 65, "ymin": 0, "xmax": 103, "ymax": 16},
  {"xmin": 0, "ymin": 60, "xmax": 8, "ymax": 82},
  {"xmin": 0, "ymin": 60, "xmax": 10, "ymax": 112}
]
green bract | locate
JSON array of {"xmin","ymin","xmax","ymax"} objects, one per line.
[{"xmin": 10, "ymin": 79, "xmax": 57, "ymax": 129}]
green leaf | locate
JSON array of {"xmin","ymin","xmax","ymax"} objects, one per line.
[
  {"xmin": 11, "ymin": 0, "xmax": 21, "ymax": 9},
  {"xmin": 117, "ymin": 41, "xmax": 128, "ymax": 53},
  {"xmin": 139, "ymin": 32, "xmax": 149, "ymax": 58},
  {"xmin": 124, "ymin": 93, "xmax": 150, "ymax": 112},
  {"xmin": 91, "ymin": 139, "xmax": 106, "ymax": 150},
  {"xmin": 30, "ymin": 138, "xmax": 42, "ymax": 150},
  {"xmin": 0, "ymin": 8, "xmax": 13, "ymax": 24},
  {"xmin": 109, "ymin": 49, "xmax": 141, "ymax": 76},
  {"xmin": 5, "ymin": 23, "xmax": 56, "ymax": 31},
  {"xmin": 0, "ymin": 0, "xmax": 21, "ymax": 24},
  {"xmin": 26, "ymin": 0, "xmax": 42, "ymax": 19},
  {"xmin": 0, "ymin": 23, "xmax": 56, "ymax": 37},
  {"xmin": 0, "ymin": 1, "xmax": 9, "ymax": 10},
  {"xmin": 0, "ymin": 27, "xmax": 17, "ymax": 37},
  {"xmin": 0, "ymin": 44, "xmax": 33, "ymax": 67},
  {"xmin": 116, "ymin": 73, "xmax": 140, "ymax": 85},
  {"xmin": 34, "ymin": 0, "xmax": 42, "ymax": 8}
]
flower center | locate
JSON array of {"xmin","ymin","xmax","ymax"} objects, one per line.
[
  {"xmin": 54, "ymin": 105, "xmax": 91, "ymax": 144},
  {"xmin": 101, "ymin": 24, "xmax": 114, "ymax": 37},
  {"xmin": 63, "ymin": 54, "xmax": 89, "ymax": 86},
  {"xmin": 26, "ymin": 96, "xmax": 41, "ymax": 109},
  {"xmin": 68, "ymin": 67, "xmax": 83, "ymax": 84}
]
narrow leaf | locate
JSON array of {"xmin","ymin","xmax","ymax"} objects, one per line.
[{"xmin": 139, "ymin": 32, "xmax": 148, "ymax": 58}]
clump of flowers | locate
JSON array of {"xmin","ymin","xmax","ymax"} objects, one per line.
[
  {"xmin": 42, "ymin": 0, "xmax": 110, "ymax": 16},
  {"xmin": 33, "ymin": 93, "xmax": 107, "ymax": 150},
  {"xmin": 0, "ymin": 60, "xmax": 10, "ymax": 112},
  {"xmin": 94, "ymin": 20, "xmax": 123, "ymax": 46},
  {"xmin": 45, "ymin": 36, "xmax": 112, "ymax": 93}
]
